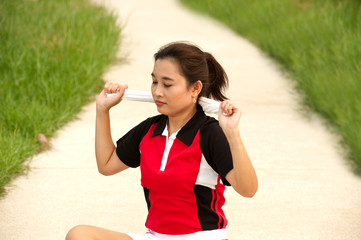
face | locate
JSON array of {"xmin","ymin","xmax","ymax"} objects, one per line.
[{"xmin": 151, "ymin": 58, "xmax": 195, "ymax": 117}]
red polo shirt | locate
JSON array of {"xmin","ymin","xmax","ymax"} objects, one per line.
[{"xmin": 116, "ymin": 106, "xmax": 234, "ymax": 235}]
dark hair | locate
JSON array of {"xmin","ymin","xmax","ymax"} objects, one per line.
[{"xmin": 154, "ymin": 42, "xmax": 228, "ymax": 101}]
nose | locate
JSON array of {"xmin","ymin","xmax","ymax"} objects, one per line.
[{"xmin": 152, "ymin": 84, "xmax": 164, "ymax": 98}]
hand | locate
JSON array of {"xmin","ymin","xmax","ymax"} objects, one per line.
[
  {"xmin": 218, "ymin": 100, "xmax": 242, "ymax": 133},
  {"xmin": 96, "ymin": 82, "xmax": 128, "ymax": 112}
]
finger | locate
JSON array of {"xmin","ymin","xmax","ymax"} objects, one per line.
[
  {"xmin": 116, "ymin": 85, "xmax": 127, "ymax": 98},
  {"xmin": 223, "ymin": 101, "xmax": 233, "ymax": 115},
  {"xmin": 108, "ymin": 84, "xmax": 128, "ymax": 99},
  {"xmin": 228, "ymin": 103, "xmax": 236, "ymax": 115},
  {"xmin": 225, "ymin": 102, "xmax": 232, "ymax": 115},
  {"xmin": 103, "ymin": 83, "xmax": 108, "ymax": 93},
  {"xmin": 219, "ymin": 100, "xmax": 227, "ymax": 113},
  {"xmin": 109, "ymin": 83, "xmax": 119, "ymax": 93},
  {"xmin": 231, "ymin": 106, "xmax": 239, "ymax": 116},
  {"xmin": 104, "ymin": 82, "xmax": 113, "ymax": 93},
  {"xmin": 221, "ymin": 100, "xmax": 239, "ymax": 116},
  {"xmin": 118, "ymin": 84, "xmax": 128, "ymax": 91},
  {"xmin": 218, "ymin": 101, "xmax": 228, "ymax": 117},
  {"xmin": 220, "ymin": 100, "xmax": 229, "ymax": 111}
]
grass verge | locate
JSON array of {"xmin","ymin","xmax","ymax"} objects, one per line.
[
  {"xmin": 0, "ymin": 0, "xmax": 121, "ymax": 195},
  {"xmin": 180, "ymin": 0, "xmax": 361, "ymax": 175}
]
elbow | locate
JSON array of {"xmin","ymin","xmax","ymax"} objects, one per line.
[
  {"xmin": 247, "ymin": 181, "xmax": 258, "ymax": 198},
  {"xmin": 242, "ymin": 187, "xmax": 257, "ymax": 198},
  {"xmin": 98, "ymin": 168, "xmax": 108, "ymax": 176},
  {"xmin": 97, "ymin": 166, "xmax": 114, "ymax": 176},
  {"xmin": 235, "ymin": 181, "xmax": 258, "ymax": 198}
]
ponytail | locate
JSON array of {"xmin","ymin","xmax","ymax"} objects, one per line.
[
  {"xmin": 204, "ymin": 52, "xmax": 228, "ymax": 101},
  {"xmin": 154, "ymin": 41, "xmax": 229, "ymax": 102}
]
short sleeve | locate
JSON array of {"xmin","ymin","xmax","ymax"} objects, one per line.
[
  {"xmin": 116, "ymin": 117, "xmax": 155, "ymax": 168},
  {"xmin": 200, "ymin": 121, "xmax": 234, "ymax": 186}
]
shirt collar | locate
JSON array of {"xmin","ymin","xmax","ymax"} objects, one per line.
[
  {"xmin": 161, "ymin": 126, "xmax": 179, "ymax": 140},
  {"xmin": 152, "ymin": 104, "xmax": 206, "ymax": 146}
]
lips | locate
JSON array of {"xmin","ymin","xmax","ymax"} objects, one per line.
[{"xmin": 155, "ymin": 100, "xmax": 165, "ymax": 106}]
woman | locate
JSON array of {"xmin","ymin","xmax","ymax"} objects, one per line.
[{"xmin": 66, "ymin": 42, "xmax": 258, "ymax": 240}]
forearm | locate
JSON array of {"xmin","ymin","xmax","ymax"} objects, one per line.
[
  {"xmin": 95, "ymin": 108, "xmax": 116, "ymax": 171},
  {"xmin": 224, "ymin": 129, "xmax": 258, "ymax": 197}
]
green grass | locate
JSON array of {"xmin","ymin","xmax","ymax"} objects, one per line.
[
  {"xmin": 180, "ymin": 0, "xmax": 361, "ymax": 174},
  {"xmin": 0, "ymin": 0, "xmax": 121, "ymax": 195}
]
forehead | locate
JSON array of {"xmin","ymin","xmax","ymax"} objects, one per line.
[{"xmin": 152, "ymin": 58, "xmax": 183, "ymax": 79}]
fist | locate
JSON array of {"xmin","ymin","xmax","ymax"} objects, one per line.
[
  {"xmin": 96, "ymin": 83, "xmax": 128, "ymax": 112},
  {"xmin": 218, "ymin": 100, "xmax": 242, "ymax": 132}
]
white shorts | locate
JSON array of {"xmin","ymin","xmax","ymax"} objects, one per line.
[{"xmin": 127, "ymin": 229, "xmax": 228, "ymax": 240}]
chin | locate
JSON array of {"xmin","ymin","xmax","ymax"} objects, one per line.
[
  {"xmin": 156, "ymin": 104, "xmax": 188, "ymax": 117},
  {"xmin": 156, "ymin": 106, "xmax": 169, "ymax": 116}
]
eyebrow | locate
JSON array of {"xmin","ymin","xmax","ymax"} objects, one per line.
[{"xmin": 151, "ymin": 73, "xmax": 175, "ymax": 81}]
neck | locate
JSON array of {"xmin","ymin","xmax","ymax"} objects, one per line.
[{"xmin": 167, "ymin": 106, "xmax": 197, "ymax": 135}]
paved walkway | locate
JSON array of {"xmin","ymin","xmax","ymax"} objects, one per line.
[{"xmin": 1, "ymin": 0, "xmax": 361, "ymax": 239}]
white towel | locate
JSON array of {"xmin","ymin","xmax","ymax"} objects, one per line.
[{"xmin": 107, "ymin": 89, "xmax": 220, "ymax": 114}]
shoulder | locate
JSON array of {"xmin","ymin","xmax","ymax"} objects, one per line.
[
  {"xmin": 199, "ymin": 115, "xmax": 230, "ymax": 153},
  {"xmin": 120, "ymin": 114, "xmax": 165, "ymax": 141},
  {"xmin": 135, "ymin": 114, "xmax": 164, "ymax": 130},
  {"xmin": 200, "ymin": 115, "xmax": 225, "ymax": 139},
  {"xmin": 140, "ymin": 114, "xmax": 164, "ymax": 126}
]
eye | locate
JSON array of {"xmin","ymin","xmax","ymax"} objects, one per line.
[
  {"xmin": 152, "ymin": 81, "xmax": 158, "ymax": 85},
  {"xmin": 164, "ymin": 84, "xmax": 172, "ymax": 88}
]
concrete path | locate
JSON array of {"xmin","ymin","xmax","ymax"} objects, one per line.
[{"xmin": 1, "ymin": 0, "xmax": 361, "ymax": 239}]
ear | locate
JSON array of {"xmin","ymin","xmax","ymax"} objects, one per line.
[{"xmin": 191, "ymin": 80, "xmax": 203, "ymax": 97}]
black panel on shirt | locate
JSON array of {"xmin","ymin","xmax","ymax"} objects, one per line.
[
  {"xmin": 194, "ymin": 185, "xmax": 220, "ymax": 230},
  {"xmin": 116, "ymin": 115, "xmax": 164, "ymax": 168},
  {"xmin": 143, "ymin": 187, "xmax": 151, "ymax": 211},
  {"xmin": 199, "ymin": 118, "xmax": 234, "ymax": 186}
]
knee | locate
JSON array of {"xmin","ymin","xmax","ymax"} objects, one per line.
[{"xmin": 66, "ymin": 225, "xmax": 90, "ymax": 240}]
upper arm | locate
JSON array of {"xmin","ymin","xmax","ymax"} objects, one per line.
[
  {"xmin": 225, "ymin": 169, "xmax": 252, "ymax": 197},
  {"xmin": 98, "ymin": 148, "xmax": 129, "ymax": 176}
]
